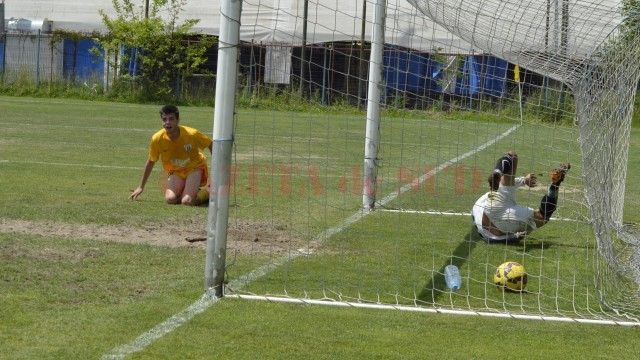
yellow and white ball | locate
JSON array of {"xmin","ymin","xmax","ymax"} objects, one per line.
[{"xmin": 494, "ymin": 261, "xmax": 528, "ymax": 292}]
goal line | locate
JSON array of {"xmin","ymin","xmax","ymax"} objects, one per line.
[
  {"xmin": 225, "ymin": 294, "xmax": 640, "ymax": 327},
  {"xmin": 376, "ymin": 208, "xmax": 586, "ymax": 223}
]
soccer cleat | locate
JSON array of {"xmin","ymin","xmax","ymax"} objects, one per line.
[
  {"xmin": 550, "ymin": 163, "xmax": 571, "ymax": 185},
  {"xmin": 196, "ymin": 188, "xmax": 210, "ymax": 203}
]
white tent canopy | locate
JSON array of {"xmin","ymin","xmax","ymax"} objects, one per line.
[{"xmin": 5, "ymin": 0, "xmax": 473, "ymax": 53}]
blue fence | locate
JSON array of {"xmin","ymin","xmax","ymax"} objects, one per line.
[
  {"xmin": 60, "ymin": 39, "xmax": 143, "ymax": 85},
  {"xmin": 4, "ymin": 36, "xmax": 516, "ymax": 103},
  {"xmin": 63, "ymin": 38, "xmax": 104, "ymax": 80},
  {"xmin": 0, "ymin": 41, "xmax": 4, "ymax": 72},
  {"xmin": 384, "ymin": 46, "xmax": 510, "ymax": 99}
]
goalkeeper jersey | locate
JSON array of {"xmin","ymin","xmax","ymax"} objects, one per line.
[{"xmin": 149, "ymin": 126, "xmax": 212, "ymax": 173}]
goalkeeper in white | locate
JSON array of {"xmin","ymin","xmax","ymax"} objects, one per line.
[{"xmin": 471, "ymin": 151, "xmax": 570, "ymax": 242}]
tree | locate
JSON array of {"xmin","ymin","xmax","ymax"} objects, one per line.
[{"xmin": 94, "ymin": 0, "xmax": 216, "ymax": 101}]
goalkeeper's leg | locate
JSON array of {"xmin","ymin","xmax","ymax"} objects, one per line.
[
  {"xmin": 489, "ymin": 151, "xmax": 517, "ymax": 190},
  {"xmin": 535, "ymin": 163, "xmax": 571, "ymax": 226}
]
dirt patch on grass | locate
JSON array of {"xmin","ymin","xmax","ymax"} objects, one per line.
[{"xmin": 0, "ymin": 218, "xmax": 303, "ymax": 254}]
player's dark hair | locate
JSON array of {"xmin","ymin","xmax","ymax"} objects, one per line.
[{"xmin": 160, "ymin": 104, "xmax": 180, "ymax": 119}]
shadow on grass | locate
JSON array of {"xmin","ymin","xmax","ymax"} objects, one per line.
[
  {"xmin": 415, "ymin": 225, "xmax": 554, "ymax": 304},
  {"xmin": 416, "ymin": 224, "xmax": 588, "ymax": 304},
  {"xmin": 416, "ymin": 226, "xmax": 482, "ymax": 304}
]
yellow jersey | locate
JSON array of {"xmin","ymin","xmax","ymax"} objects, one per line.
[{"xmin": 149, "ymin": 126, "xmax": 212, "ymax": 173}]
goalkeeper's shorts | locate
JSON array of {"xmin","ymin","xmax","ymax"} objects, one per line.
[{"xmin": 472, "ymin": 189, "xmax": 536, "ymax": 241}]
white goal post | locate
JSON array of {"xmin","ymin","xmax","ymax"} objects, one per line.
[{"xmin": 205, "ymin": 0, "xmax": 640, "ymax": 325}]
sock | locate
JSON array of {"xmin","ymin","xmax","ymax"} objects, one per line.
[
  {"xmin": 494, "ymin": 154, "xmax": 514, "ymax": 175},
  {"xmin": 539, "ymin": 185, "xmax": 559, "ymax": 220},
  {"xmin": 488, "ymin": 172, "xmax": 501, "ymax": 191}
]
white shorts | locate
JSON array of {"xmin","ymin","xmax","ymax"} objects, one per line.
[{"xmin": 472, "ymin": 185, "xmax": 536, "ymax": 241}]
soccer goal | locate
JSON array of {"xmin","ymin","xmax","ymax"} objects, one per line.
[{"xmin": 204, "ymin": 0, "xmax": 640, "ymax": 325}]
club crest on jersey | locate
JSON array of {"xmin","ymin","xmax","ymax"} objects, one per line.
[{"xmin": 184, "ymin": 143, "xmax": 193, "ymax": 152}]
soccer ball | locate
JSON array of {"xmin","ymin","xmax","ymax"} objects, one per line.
[{"xmin": 494, "ymin": 261, "xmax": 528, "ymax": 292}]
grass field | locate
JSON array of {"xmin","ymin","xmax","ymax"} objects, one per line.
[{"xmin": 2, "ymin": 95, "xmax": 640, "ymax": 359}]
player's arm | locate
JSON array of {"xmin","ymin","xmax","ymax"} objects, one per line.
[
  {"xmin": 515, "ymin": 173, "xmax": 537, "ymax": 188},
  {"xmin": 523, "ymin": 173, "xmax": 537, "ymax": 187},
  {"xmin": 129, "ymin": 158, "xmax": 156, "ymax": 200},
  {"xmin": 193, "ymin": 128, "xmax": 213, "ymax": 154}
]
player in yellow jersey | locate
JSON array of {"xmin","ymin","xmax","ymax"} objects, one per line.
[{"xmin": 129, "ymin": 105, "xmax": 212, "ymax": 206}]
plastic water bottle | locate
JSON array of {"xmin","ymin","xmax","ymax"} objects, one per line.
[{"xmin": 444, "ymin": 265, "xmax": 462, "ymax": 290}]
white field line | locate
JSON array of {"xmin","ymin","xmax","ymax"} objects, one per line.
[
  {"xmin": 101, "ymin": 294, "xmax": 218, "ymax": 360},
  {"xmin": 225, "ymin": 295, "xmax": 640, "ymax": 327},
  {"xmin": 0, "ymin": 122, "xmax": 153, "ymax": 133},
  {"xmin": 0, "ymin": 160, "xmax": 143, "ymax": 170},
  {"xmin": 0, "ymin": 160, "xmax": 354, "ymax": 178},
  {"xmin": 101, "ymin": 124, "xmax": 520, "ymax": 359},
  {"xmin": 0, "ymin": 97, "xmax": 156, "ymax": 108},
  {"xmin": 0, "ymin": 160, "xmax": 366, "ymax": 179},
  {"xmin": 378, "ymin": 209, "xmax": 586, "ymax": 223}
]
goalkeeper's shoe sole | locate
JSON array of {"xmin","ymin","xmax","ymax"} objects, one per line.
[{"xmin": 551, "ymin": 163, "xmax": 571, "ymax": 185}]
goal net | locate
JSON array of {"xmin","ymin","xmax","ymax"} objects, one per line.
[{"xmin": 207, "ymin": 0, "xmax": 640, "ymax": 325}]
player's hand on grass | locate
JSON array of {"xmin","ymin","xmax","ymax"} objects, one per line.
[{"xmin": 129, "ymin": 187, "xmax": 144, "ymax": 200}]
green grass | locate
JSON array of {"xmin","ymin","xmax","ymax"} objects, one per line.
[
  {"xmin": 0, "ymin": 233, "xmax": 203, "ymax": 359},
  {"xmin": 2, "ymin": 95, "xmax": 640, "ymax": 359}
]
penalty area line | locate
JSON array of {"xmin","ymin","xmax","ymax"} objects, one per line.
[
  {"xmin": 100, "ymin": 293, "xmax": 219, "ymax": 360},
  {"xmin": 102, "ymin": 124, "xmax": 521, "ymax": 358}
]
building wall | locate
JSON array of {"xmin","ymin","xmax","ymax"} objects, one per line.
[
  {"xmin": 4, "ymin": 33, "xmax": 64, "ymax": 82},
  {"xmin": 5, "ymin": 0, "xmax": 473, "ymax": 53}
]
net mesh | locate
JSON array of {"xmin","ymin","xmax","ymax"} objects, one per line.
[
  {"xmin": 217, "ymin": 0, "xmax": 640, "ymax": 323},
  {"xmin": 408, "ymin": 0, "xmax": 640, "ymax": 318}
]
